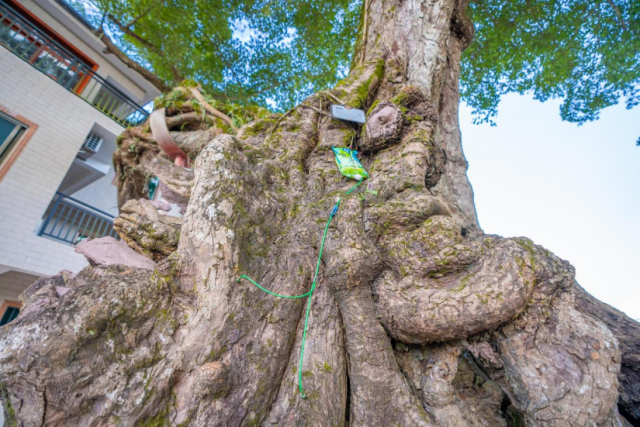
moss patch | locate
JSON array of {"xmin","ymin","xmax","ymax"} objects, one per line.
[
  {"xmin": 0, "ymin": 387, "xmax": 17, "ymax": 427},
  {"xmin": 346, "ymin": 59, "xmax": 385, "ymax": 109},
  {"xmin": 243, "ymin": 118, "xmax": 277, "ymax": 137}
]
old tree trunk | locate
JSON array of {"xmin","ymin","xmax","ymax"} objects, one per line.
[{"xmin": 2, "ymin": 0, "xmax": 639, "ymax": 426}]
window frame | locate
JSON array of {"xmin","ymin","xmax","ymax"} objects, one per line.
[
  {"xmin": 0, "ymin": 300, "xmax": 22, "ymax": 326},
  {"xmin": 0, "ymin": 106, "xmax": 38, "ymax": 182},
  {"xmin": 0, "ymin": 111, "xmax": 26, "ymax": 159}
]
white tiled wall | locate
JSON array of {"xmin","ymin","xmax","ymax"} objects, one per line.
[
  {"xmin": 0, "ymin": 271, "xmax": 39, "ymax": 302},
  {"xmin": 0, "ymin": 48, "xmax": 124, "ymax": 277}
]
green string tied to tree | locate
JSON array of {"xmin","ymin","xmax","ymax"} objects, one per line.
[{"xmin": 237, "ymin": 178, "xmax": 364, "ymax": 398}]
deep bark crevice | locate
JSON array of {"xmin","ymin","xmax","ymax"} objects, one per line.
[
  {"xmin": 345, "ymin": 366, "xmax": 352, "ymax": 426},
  {"xmin": 500, "ymin": 394, "xmax": 525, "ymax": 427}
]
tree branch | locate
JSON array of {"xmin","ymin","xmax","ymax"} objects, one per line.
[
  {"xmin": 359, "ymin": 0, "xmax": 369, "ymax": 66},
  {"xmin": 188, "ymin": 86, "xmax": 237, "ymax": 131},
  {"xmin": 107, "ymin": 14, "xmax": 183, "ymax": 83},
  {"xmin": 606, "ymin": 0, "xmax": 628, "ymax": 31},
  {"xmin": 98, "ymin": 28, "xmax": 171, "ymax": 93},
  {"xmin": 125, "ymin": 0, "xmax": 163, "ymax": 29},
  {"xmin": 108, "ymin": 14, "xmax": 156, "ymax": 51},
  {"xmin": 164, "ymin": 111, "xmax": 208, "ymax": 130}
]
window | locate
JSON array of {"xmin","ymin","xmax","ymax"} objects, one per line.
[
  {"xmin": 0, "ymin": 1, "xmax": 98, "ymax": 95},
  {"xmin": 0, "ymin": 301, "xmax": 21, "ymax": 326},
  {"xmin": 0, "ymin": 112, "xmax": 25, "ymax": 163},
  {"xmin": 0, "ymin": 107, "xmax": 38, "ymax": 182}
]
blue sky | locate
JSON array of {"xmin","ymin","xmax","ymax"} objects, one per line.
[{"xmin": 460, "ymin": 94, "xmax": 639, "ymax": 320}]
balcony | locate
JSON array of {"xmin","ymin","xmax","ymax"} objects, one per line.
[
  {"xmin": 38, "ymin": 192, "xmax": 118, "ymax": 245},
  {"xmin": 0, "ymin": 2, "xmax": 148, "ymax": 127}
]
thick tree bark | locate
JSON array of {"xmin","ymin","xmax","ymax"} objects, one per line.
[
  {"xmin": 1, "ymin": 0, "xmax": 638, "ymax": 426},
  {"xmin": 574, "ymin": 284, "xmax": 640, "ymax": 424}
]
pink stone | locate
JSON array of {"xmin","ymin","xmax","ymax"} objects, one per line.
[
  {"xmin": 75, "ymin": 237, "xmax": 156, "ymax": 270},
  {"xmin": 55, "ymin": 286, "xmax": 70, "ymax": 297},
  {"xmin": 150, "ymin": 200, "xmax": 172, "ymax": 211}
]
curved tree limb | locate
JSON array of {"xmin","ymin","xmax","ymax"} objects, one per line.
[
  {"xmin": 124, "ymin": 0, "xmax": 163, "ymax": 29},
  {"xmin": 98, "ymin": 28, "xmax": 170, "ymax": 93},
  {"xmin": 107, "ymin": 14, "xmax": 183, "ymax": 83},
  {"xmin": 188, "ymin": 86, "xmax": 237, "ymax": 131}
]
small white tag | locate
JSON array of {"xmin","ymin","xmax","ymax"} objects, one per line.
[{"xmin": 331, "ymin": 105, "xmax": 366, "ymax": 124}]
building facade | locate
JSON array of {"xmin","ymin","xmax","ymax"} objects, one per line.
[{"xmin": 0, "ymin": 0, "xmax": 160, "ymax": 325}]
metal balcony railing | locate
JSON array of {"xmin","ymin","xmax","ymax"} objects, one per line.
[
  {"xmin": 38, "ymin": 192, "xmax": 118, "ymax": 245},
  {"xmin": 0, "ymin": 2, "xmax": 148, "ymax": 127}
]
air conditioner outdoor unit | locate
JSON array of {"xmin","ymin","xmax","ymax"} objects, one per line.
[{"xmin": 77, "ymin": 133, "xmax": 103, "ymax": 160}]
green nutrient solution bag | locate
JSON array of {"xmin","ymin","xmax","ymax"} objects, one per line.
[{"xmin": 332, "ymin": 147, "xmax": 369, "ymax": 181}]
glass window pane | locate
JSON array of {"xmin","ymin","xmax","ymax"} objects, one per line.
[
  {"xmin": 0, "ymin": 306, "xmax": 20, "ymax": 326},
  {"xmin": 0, "ymin": 114, "xmax": 25, "ymax": 160}
]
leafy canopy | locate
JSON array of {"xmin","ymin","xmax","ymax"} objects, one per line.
[
  {"xmin": 463, "ymin": 0, "xmax": 639, "ymax": 124},
  {"xmin": 69, "ymin": 0, "xmax": 639, "ymax": 124},
  {"xmin": 68, "ymin": 0, "xmax": 360, "ymax": 108}
]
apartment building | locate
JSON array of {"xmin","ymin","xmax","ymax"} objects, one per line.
[{"xmin": 0, "ymin": 0, "xmax": 160, "ymax": 325}]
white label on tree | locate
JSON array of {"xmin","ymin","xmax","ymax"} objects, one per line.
[{"xmin": 331, "ymin": 105, "xmax": 366, "ymax": 124}]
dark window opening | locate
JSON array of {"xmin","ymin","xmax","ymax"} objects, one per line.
[
  {"xmin": 0, "ymin": 306, "xmax": 20, "ymax": 326},
  {"xmin": 0, "ymin": 112, "xmax": 26, "ymax": 164}
]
